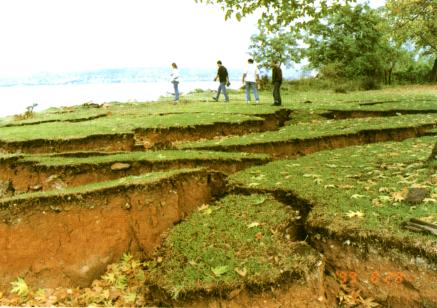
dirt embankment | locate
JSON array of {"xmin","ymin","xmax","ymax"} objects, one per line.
[
  {"xmin": 188, "ymin": 124, "xmax": 435, "ymax": 158},
  {"xmin": 0, "ymin": 108, "xmax": 436, "ymax": 305},
  {"xmin": 322, "ymin": 109, "xmax": 437, "ymax": 119},
  {"xmin": 0, "ymin": 170, "xmax": 227, "ymax": 290},
  {"xmin": 228, "ymin": 187, "xmax": 437, "ymax": 307},
  {"xmin": 0, "ymin": 109, "xmax": 291, "ymax": 154},
  {"xmin": 0, "ymin": 156, "xmax": 269, "ymax": 194}
]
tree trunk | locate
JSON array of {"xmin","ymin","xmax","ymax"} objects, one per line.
[{"xmin": 429, "ymin": 57, "xmax": 437, "ymax": 82}]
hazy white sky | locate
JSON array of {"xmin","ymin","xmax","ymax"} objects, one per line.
[
  {"xmin": 0, "ymin": 0, "xmax": 386, "ymax": 77},
  {"xmin": 0, "ymin": 0, "xmax": 258, "ymax": 76}
]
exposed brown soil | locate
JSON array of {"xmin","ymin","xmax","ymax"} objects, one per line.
[
  {"xmin": 0, "ymin": 169, "xmax": 227, "ymax": 290},
  {"xmin": 157, "ymin": 269, "xmax": 326, "ymax": 308},
  {"xmin": 0, "ymin": 133, "xmax": 137, "ymax": 155},
  {"xmin": 0, "ymin": 107, "xmax": 436, "ymax": 306},
  {"xmin": 225, "ymin": 187, "xmax": 437, "ymax": 307},
  {"xmin": 187, "ymin": 124, "xmax": 435, "ymax": 158},
  {"xmin": 314, "ymin": 237, "xmax": 437, "ymax": 307},
  {"xmin": 358, "ymin": 99, "xmax": 437, "ymax": 106},
  {"xmin": 322, "ymin": 109, "xmax": 437, "ymax": 119},
  {"xmin": 0, "ymin": 109, "xmax": 291, "ymax": 154},
  {"xmin": 0, "ymin": 156, "xmax": 269, "ymax": 194}
]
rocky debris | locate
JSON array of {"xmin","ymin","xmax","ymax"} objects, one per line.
[
  {"xmin": 405, "ymin": 187, "xmax": 430, "ymax": 204},
  {"xmin": 110, "ymin": 162, "xmax": 131, "ymax": 171},
  {"xmin": 45, "ymin": 174, "xmax": 67, "ymax": 190},
  {"xmin": 29, "ymin": 185, "xmax": 43, "ymax": 192}
]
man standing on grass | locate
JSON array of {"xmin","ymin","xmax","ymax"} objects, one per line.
[
  {"xmin": 272, "ymin": 60, "xmax": 282, "ymax": 106},
  {"xmin": 242, "ymin": 58, "xmax": 260, "ymax": 104},
  {"xmin": 212, "ymin": 60, "xmax": 230, "ymax": 102}
]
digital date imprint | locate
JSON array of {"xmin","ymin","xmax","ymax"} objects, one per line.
[{"xmin": 335, "ymin": 271, "xmax": 415, "ymax": 285}]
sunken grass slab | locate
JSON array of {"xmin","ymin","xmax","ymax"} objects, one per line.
[
  {"xmin": 0, "ymin": 168, "xmax": 198, "ymax": 208},
  {"xmin": 17, "ymin": 150, "xmax": 270, "ymax": 167},
  {"xmin": 179, "ymin": 113, "xmax": 437, "ymax": 149},
  {"xmin": 147, "ymin": 193, "xmax": 321, "ymax": 300},
  {"xmin": 0, "ymin": 113, "xmax": 262, "ymax": 142},
  {"xmin": 0, "ymin": 100, "xmax": 286, "ymax": 127},
  {"xmin": 229, "ymin": 136, "xmax": 437, "ymax": 257}
]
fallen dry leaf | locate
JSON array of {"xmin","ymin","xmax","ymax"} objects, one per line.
[
  {"xmin": 346, "ymin": 210, "xmax": 365, "ymax": 219},
  {"xmin": 234, "ymin": 267, "xmax": 247, "ymax": 277}
]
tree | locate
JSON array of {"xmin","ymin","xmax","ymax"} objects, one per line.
[
  {"xmin": 303, "ymin": 4, "xmax": 390, "ymax": 81},
  {"xmin": 249, "ymin": 20, "xmax": 301, "ymax": 70},
  {"xmin": 386, "ymin": 0, "xmax": 437, "ymax": 82},
  {"xmin": 194, "ymin": 0, "xmax": 354, "ymax": 31}
]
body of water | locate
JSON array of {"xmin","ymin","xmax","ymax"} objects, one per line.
[
  {"xmin": 0, "ymin": 67, "xmax": 251, "ymax": 117},
  {"xmin": 0, "ymin": 80, "xmax": 244, "ymax": 118},
  {"xmin": 0, "ymin": 66, "xmax": 300, "ymax": 118}
]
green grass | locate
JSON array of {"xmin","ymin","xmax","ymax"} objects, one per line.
[
  {"xmin": 148, "ymin": 193, "xmax": 319, "ymax": 298},
  {"xmin": 0, "ymin": 113, "xmax": 262, "ymax": 142},
  {"xmin": 0, "ymin": 107, "xmax": 109, "ymax": 127},
  {"xmin": 229, "ymin": 136, "xmax": 437, "ymax": 248},
  {"xmin": 174, "ymin": 84, "xmax": 437, "ymax": 112},
  {"xmin": 18, "ymin": 150, "xmax": 270, "ymax": 167},
  {"xmin": 179, "ymin": 113, "xmax": 437, "ymax": 149}
]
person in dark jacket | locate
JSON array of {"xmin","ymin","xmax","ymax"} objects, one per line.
[
  {"xmin": 212, "ymin": 60, "xmax": 230, "ymax": 102},
  {"xmin": 272, "ymin": 60, "xmax": 282, "ymax": 106}
]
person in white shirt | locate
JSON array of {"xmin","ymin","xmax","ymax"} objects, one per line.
[
  {"xmin": 242, "ymin": 58, "xmax": 260, "ymax": 104},
  {"xmin": 170, "ymin": 63, "xmax": 180, "ymax": 103}
]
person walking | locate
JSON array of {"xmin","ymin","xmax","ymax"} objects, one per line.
[
  {"xmin": 272, "ymin": 60, "xmax": 282, "ymax": 106},
  {"xmin": 170, "ymin": 62, "xmax": 180, "ymax": 103},
  {"xmin": 212, "ymin": 60, "xmax": 230, "ymax": 102},
  {"xmin": 242, "ymin": 58, "xmax": 260, "ymax": 104}
]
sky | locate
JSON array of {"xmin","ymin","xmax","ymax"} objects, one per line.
[
  {"xmin": 0, "ymin": 0, "xmax": 386, "ymax": 78},
  {"xmin": 0, "ymin": 0, "xmax": 259, "ymax": 77}
]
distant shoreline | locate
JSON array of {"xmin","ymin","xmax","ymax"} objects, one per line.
[{"xmin": 0, "ymin": 80, "xmax": 243, "ymax": 118}]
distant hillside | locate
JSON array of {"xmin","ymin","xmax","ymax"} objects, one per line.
[
  {"xmin": 0, "ymin": 67, "xmax": 241, "ymax": 87},
  {"xmin": 0, "ymin": 66, "xmax": 302, "ymax": 87}
]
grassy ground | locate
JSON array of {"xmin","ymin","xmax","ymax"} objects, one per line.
[
  {"xmin": 0, "ymin": 168, "xmax": 198, "ymax": 206},
  {"xmin": 0, "ymin": 113, "xmax": 263, "ymax": 142},
  {"xmin": 18, "ymin": 150, "xmax": 270, "ymax": 167},
  {"xmin": 145, "ymin": 193, "xmax": 319, "ymax": 299},
  {"xmin": 229, "ymin": 136, "xmax": 437, "ymax": 251},
  {"xmin": 179, "ymin": 113, "xmax": 437, "ymax": 149},
  {"xmin": 0, "ymin": 84, "xmax": 437, "ymax": 306}
]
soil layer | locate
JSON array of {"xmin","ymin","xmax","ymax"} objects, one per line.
[{"xmin": 0, "ymin": 170, "xmax": 226, "ymax": 290}]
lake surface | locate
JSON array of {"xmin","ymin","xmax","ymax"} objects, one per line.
[
  {"xmin": 0, "ymin": 80, "xmax": 245, "ymax": 118},
  {"xmin": 0, "ymin": 67, "xmax": 251, "ymax": 117}
]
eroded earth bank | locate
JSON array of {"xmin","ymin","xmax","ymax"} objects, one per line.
[{"xmin": 0, "ymin": 102, "xmax": 436, "ymax": 307}]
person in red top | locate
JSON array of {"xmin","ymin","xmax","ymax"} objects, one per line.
[{"xmin": 212, "ymin": 60, "xmax": 230, "ymax": 102}]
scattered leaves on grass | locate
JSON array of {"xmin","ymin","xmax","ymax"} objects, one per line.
[
  {"xmin": 211, "ymin": 266, "xmax": 229, "ymax": 277},
  {"xmin": 350, "ymin": 194, "xmax": 365, "ymax": 199},
  {"xmin": 252, "ymin": 196, "xmax": 266, "ymax": 205},
  {"xmin": 345, "ymin": 210, "xmax": 365, "ymax": 219},
  {"xmin": 234, "ymin": 267, "xmax": 247, "ymax": 277},
  {"xmin": 247, "ymin": 222, "xmax": 260, "ymax": 228}
]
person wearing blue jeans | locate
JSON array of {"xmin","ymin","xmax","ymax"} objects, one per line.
[
  {"xmin": 212, "ymin": 60, "xmax": 229, "ymax": 102},
  {"xmin": 242, "ymin": 58, "xmax": 260, "ymax": 104},
  {"xmin": 170, "ymin": 63, "xmax": 180, "ymax": 103}
]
